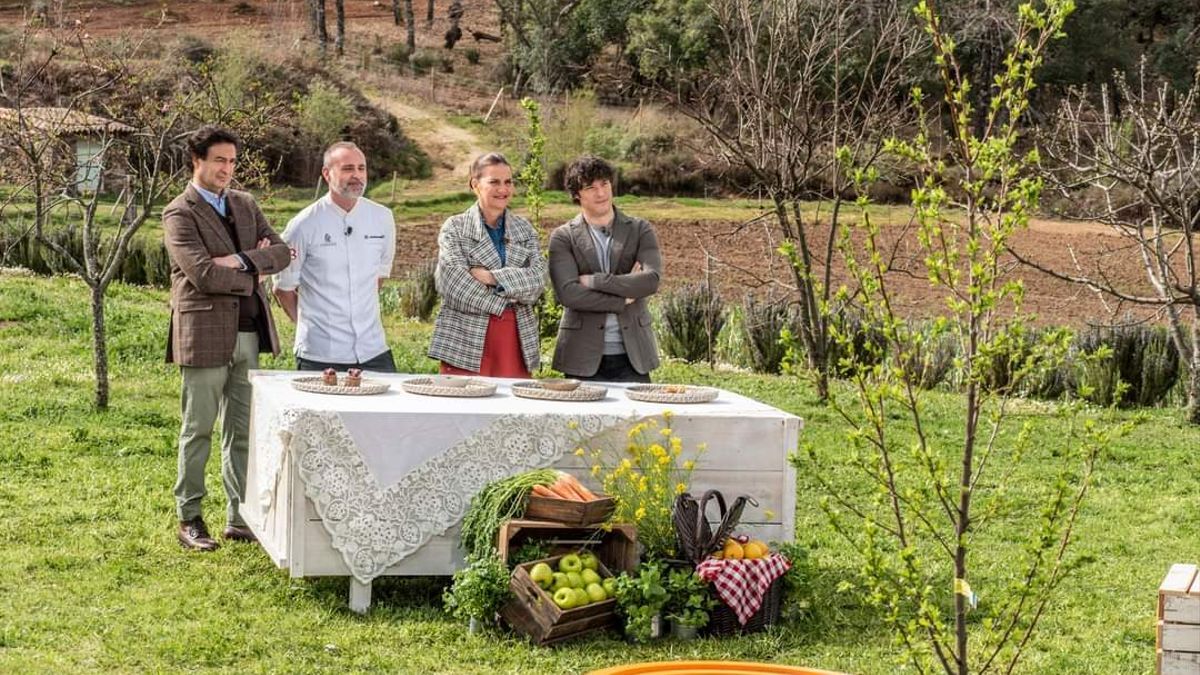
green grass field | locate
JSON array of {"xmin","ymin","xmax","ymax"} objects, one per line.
[{"xmin": 0, "ymin": 269, "xmax": 1196, "ymax": 673}]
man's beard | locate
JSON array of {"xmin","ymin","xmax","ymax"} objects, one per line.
[{"xmin": 333, "ymin": 182, "xmax": 365, "ymax": 199}]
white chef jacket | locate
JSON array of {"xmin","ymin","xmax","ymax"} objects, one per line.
[{"xmin": 275, "ymin": 194, "xmax": 396, "ymax": 364}]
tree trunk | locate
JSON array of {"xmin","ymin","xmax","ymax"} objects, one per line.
[
  {"xmin": 392, "ymin": 0, "xmax": 402, "ymax": 26},
  {"xmin": 90, "ymin": 283, "xmax": 109, "ymax": 411},
  {"xmin": 404, "ymin": 0, "xmax": 416, "ymax": 55},
  {"xmin": 334, "ymin": 0, "xmax": 345, "ymax": 56},
  {"xmin": 312, "ymin": 0, "xmax": 328, "ymax": 51},
  {"xmin": 427, "ymin": 0, "xmax": 434, "ymax": 24}
]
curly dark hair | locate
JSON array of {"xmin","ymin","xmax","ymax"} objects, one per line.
[
  {"xmin": 563, "ymin": 156, "xmax": 615, "ymax": 204},
  {"xmin": 186, "ymin": 125, "xmax": 241, "ymax": 161}
]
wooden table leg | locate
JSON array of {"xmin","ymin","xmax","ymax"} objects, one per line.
[{"xmin": 349, "ymin": 578, "xmax": 372, "ymax": 614}]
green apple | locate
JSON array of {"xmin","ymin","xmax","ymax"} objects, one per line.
[
  {"xmin": 566, "ymin": 571, "xmax": 584, "ymax": 589},
  {"xmin": 579, "ymin": 551, "xmax": 599, "ymax": 571},
  {"xmin": 581, "ymin": 569, "xmax": 602, "ymax": 587},
  {"xmin": 558, "ymin": 553, "xmax": 583, "ymax": 574},
  {"xmin": 551, "ymin": 572, "xmax": 571, "ymax": 592},
  {"xmin": 573, "ymin": 587, "xmax": 590, "ymax": 607},
  {"xmin": 585, "ymin": 582, "xmax": 607, "ymax": 603},
  {"xmin": 602, "ymin": 577, "xmax": 617, "ymax": 596},
  {"xmin": 552, "ymin": 587, "xmax": 576, "ymax": 609},
  {"xmin": 530, "ymin": 562, "xmax": 554, "ymax": 589}
]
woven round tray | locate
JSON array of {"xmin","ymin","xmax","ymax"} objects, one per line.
[
  {"xmin": 401, "ymin": 376, "xmax": 497, "ymax": 398},
  {"xmin": 625, "ymin": 384, "xmax": 719, "ymax": 404},
  {"xmin": 510, "ymin": 381, "xmax": 607, "ymax": 402},
  {"xmin": 291, "ymin": 376, "xmax": 391, "ymax": 396}
]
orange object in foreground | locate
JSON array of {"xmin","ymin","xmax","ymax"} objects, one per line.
[{"xmin": 586, "ymin": 662, "xmax": 847, "ymax": 675}]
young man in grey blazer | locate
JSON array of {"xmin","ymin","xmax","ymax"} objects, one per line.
[
  {"xmin": 548, "ymin": 156, "xmax": 662, "ymax": 382},
  {"xmin": 163, "ymin": 126, "xmax": 290, "ymax": 551}
]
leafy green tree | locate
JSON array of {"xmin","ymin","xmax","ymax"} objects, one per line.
[{"xmin": 811, "ymin": 1, "xmax": 1123, "ymax": 672}]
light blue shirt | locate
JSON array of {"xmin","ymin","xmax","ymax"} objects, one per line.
[{"xmin": 192, "ymin": 183, "xmax": 227, "ymax": 217}]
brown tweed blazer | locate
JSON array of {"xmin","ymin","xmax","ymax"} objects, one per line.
[{"xmin": 163, "ymin": 184, "xmax": 291, "ymax": 368}]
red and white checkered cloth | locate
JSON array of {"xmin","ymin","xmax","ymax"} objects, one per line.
[{"xmin": 695, "ymin": 553, "xmax": 791, "ymax": 625}]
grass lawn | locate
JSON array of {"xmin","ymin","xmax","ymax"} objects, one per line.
[{"xmin": 0, "ymin": 270, "xmax": 1196, "ymax": 673}]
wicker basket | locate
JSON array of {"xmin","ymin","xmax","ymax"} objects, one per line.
[{"xmin": 704, "ymin": 574, "xmax": 784, "ymax": 636}]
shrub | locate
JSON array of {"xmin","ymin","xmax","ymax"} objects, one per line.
[
  {"xmin": 409, "ymin": 50, "xmax": 439, "ymax": 75},
  {"xmin": 658, "ymin": 283, "xmax": 725, "ymax": 362},
  {"xmin": 895, "ymin": 324, "xmax": 957, "ymax": 390},
  {"xmin": 385, "ymin": 42, "xmax": 411, "ymax": 66},
  {"xmin": 294, "ymin": 80, "xmax": 354, "ymax": 147},
  {"xmin": 741, "ymin": 296, "xmax": 793, "ymax": 374},
  {"xmin": 826, "ymin": 306, "xmax": 886, "ymax": 377},
  {"xmin": 384, "ymin": 259, "xmax": 438, "ymax": 321},
  {"xmin": 1074, "ymin": 324, "xmax": 1180, "ymax": 407},
  {"xmin": 464, "ymin": 48, "xmax": 481, "ymax": 65}
]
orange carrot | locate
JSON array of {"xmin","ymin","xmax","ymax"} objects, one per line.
[
  {"xmin": 561, "ymin": 473, "xmax": 598, "ymax": 501},
  {"xmin": 548, "ymin": 480, "xmax": 579, "ymax": 500},
  {"xmin": 532, "ymin": 484, "xmax": 558, "ymax": 499}
]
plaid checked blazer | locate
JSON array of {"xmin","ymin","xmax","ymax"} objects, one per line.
[
  {"xmin": 428, "ymin": 205, "xmax": 547, "ymax": 372},
  {"xmin": 163, "ymin": 184, "xmax": 291, "ymax": 368},
  {"xmin": 548, "ymin": 207, "xmax": 662, "ymax": 377}
]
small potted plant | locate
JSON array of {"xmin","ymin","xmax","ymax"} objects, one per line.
[
  {"xmin": 664, "ymin": 567, "xmax": 714, "ymax": 639},
  {"xmin": 442, "ymin": 552, "xmax": 511, "ymax": 634},
  {"xmin": 613, "ymin": 561, "xmax": 669, "ymax": 642}
]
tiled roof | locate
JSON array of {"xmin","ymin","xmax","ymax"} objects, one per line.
[{"xmin": 0, "ymin": 107, "xmax": 135, "ymax": 135}]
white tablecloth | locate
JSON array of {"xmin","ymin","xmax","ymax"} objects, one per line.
[{"xmin": 249, "ymin": 372, "xmax": 791, "ymax": 582}]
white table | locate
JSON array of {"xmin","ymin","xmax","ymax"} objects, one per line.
[{"xmin": 244, "ymin": 372, "xmax": 801, "ymax": 612}]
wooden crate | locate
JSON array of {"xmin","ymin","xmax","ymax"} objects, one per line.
[
  {"xmin": 524, "ymin": 493, "xmax": 616, "ymax": 526},
  {"xmin": 496, "ymin": 519, "xmax": 638, "ymax": 573},
  {"xmin": 1157, "ymin": 563, "xmax": 1200, "ymax": 674},
  {"xmin": 500, "ymin": 554, "xmax": 620, "ymax": 646}
]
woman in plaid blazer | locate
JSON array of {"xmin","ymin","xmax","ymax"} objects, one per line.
[{"xmin": 428, "ymin": 153, "xmax": 547, "ymax": 376}]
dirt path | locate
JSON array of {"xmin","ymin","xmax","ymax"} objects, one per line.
[{"xmin": 364, "ymin": 91, "xmax": 488, "ymax": 196}]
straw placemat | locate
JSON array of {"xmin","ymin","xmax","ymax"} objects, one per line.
[
  {"xmin": 401, "ymin": 377, "xmax": 497, "ymax": 398},
  {"xmin": 510, "ymin": 381, "xmax": 607, "ymax": 402},
  {"xmin": 625, "ymin": 384, "xmax": 719, "ymax": 404},
  {"xmin": 291, "ymin": 376, "xmax": 391, "ymax": 396}
]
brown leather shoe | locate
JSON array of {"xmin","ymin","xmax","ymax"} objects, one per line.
[
  {"xmin": 222, "ymin": 524, "xmax": 257, "ymax": 543},
  {"xmin": 178, "ymin": 517, "xmax": 220, "ymax": 552}
]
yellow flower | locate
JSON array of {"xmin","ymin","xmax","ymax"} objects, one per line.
[
  {"xmin": 660, "ymin": 427, "xmax": 672, "ymax": 437},
  {"xmin": 567, "ymin": 420, "xmax": 579, "ymax": 430},
  {"xmin": 662, "ymin": 410, "xmax": 674, "ymax": 422},
  {"xmin": 573, "ymin": 447, "xmax": 585, "ymax": 457},
  {"xmin": 683, "ymin": 460, "xmax": 695, "ymax": 471},
  {"xmin": 620, "ymin": 458, "xmax": 632, "ymax": 470},
  {"xmin": 675, "ymin": 482, "xmax": 686, "ymax": 495},
  {"xmin": 658, "ymin": 455, "xmax": 670, "ymax": 466},
  {"xmin": 697, "ymin": 443, "xmax": 708, "ymax": 452},
  {"xmin": 670, "ymin": 437, "xmax": 683, "ymax": 455},
  {"xmin": 635, "ymin": 506, "xmax": 647, "ymax": 520},
  {"xmin": 639, "ymin": 477, "xmax": 648, "ymax": 492},
  {"xmin": 591, "ymin": 465, "xmax": 601, "ymax": 477},
  {"xmin": 764, "ymin": 509, "xmax": 776, "ymax": 520},
  {"xmin": 650, "ymin": 444, "xmax": 666, "ymax": 458}
]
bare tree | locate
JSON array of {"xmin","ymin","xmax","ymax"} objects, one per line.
[
  {"xmin": 310, "ymin": 0, "xmax": 329, "ymax": 51},
  {"xmin": 334, "ymin": 0, "xmax": 345, "ymax": 56},
  {"xmin": 663, "ymin": 0, "xmax": 922, "ymax": 399},
  {"xmin": 1025, "ymin": 64, "xmax": 1200, "ymax": 422},
  {"xmin": 0, "ymin": 25, "xmax": 190, "ymax": 410},
  {"xmin": 405, "ymin": 0, "xmax": 416, "ymax": 55},
  {"xmin": 393, "ymin": 0, "xmax": 402, "ymax": 26},
  {"xmin": 427, "ymin": 0, "xmax": 435, "ymax": 25}
]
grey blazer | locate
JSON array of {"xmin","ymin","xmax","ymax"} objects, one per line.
[
  {"xmin": 428, "ymin": 204, "xmax": 546, "ymax": 372},
  {"xmin": 548, "ymin": 208, "xmax": 662, "ymax": 377}
]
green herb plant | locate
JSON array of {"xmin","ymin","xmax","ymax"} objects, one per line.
[
  {"xmin": 613, "ymin": 561, "xmax": 669, "ymax": 641},
  {"xmin": 664, "ymin": 567, "xmax": 714, "ymax": 629},
  {"xmin": 442, "ymin": 552, "xmax": 512, "ymax": 627}
]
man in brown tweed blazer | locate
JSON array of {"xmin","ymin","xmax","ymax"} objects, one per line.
[{"xmin": 163, "ymin": 126, "xmax": 290, "ymax": 552}]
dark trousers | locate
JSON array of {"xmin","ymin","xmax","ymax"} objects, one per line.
[
  {"xmin": 571, "ymin": 353, "xmax": 651, "ymax": 383},
  {"xmin": 296, "ymin": 349, "xmax": 397, "ymax": 373}
]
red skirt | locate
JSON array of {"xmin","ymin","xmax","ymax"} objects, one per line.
[{"xmin": 440, "ymin": 307, "xmax": 530, "ymax": 378}]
